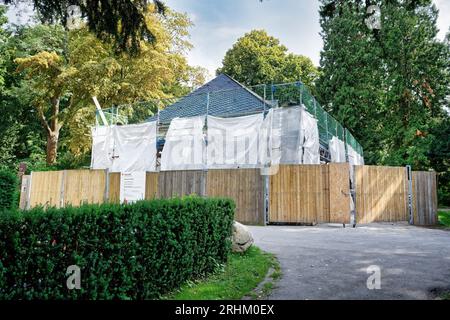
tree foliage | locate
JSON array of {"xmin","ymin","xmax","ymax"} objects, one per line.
[
  {"xmin": 2, "ymin": 0, "xmax": 166, "ymax": 54},
  {"xmin": 217, "ymin": 30, "xmax": 320, "ymax": 90},
  {"xmin": 1, "ymin": 5, "xmax": 206, "ymax": 167},
  {"xmin": 316, "ymin": 0, "xmax": 450, "ymax": 204}
]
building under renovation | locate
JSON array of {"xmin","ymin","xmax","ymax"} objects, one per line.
[{"xmin": 91, "ymin": 74, "xmax": 364, "ymax": 173}]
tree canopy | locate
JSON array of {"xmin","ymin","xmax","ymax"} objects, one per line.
[
  {"xmin": 2, "ymin": 0, "xmax": 166, "ymax": 54},
  {"xmin": 316, "ymin": 0, "xmax": 450, "ymax": 204},
  {"xmin": 0, "ymin": 4, "xmax": 207, "ymax": 167},
  {"xmin": 217, "ymin": 30, "xmax": 320, "ymax": 90}
]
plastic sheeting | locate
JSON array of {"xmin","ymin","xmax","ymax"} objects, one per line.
[
  {"xmin": 91, "ymin": 126, "xmax": 113, "ymax": 170},
  {"xmin": 347, "ymin": 144, "xmax": 364, "ymax": 166},
  {"xmin": 161, "ymin": 116, "xmax": 206, "ymax": 171},
  {"xmin": 271, "ymin": 106, "xmax": 320, "ymax": 165},
  {"xmin": 329, "ymin": 137, "xmax": 346, "ymax": 163},
  {"xmin": 111, "ymin": 122, "xmax": 157, "ymax": 172},
  {"xmin": 91, "ymin": 122, "xmax": 157, "ymax": 172},
  {"xmin": 206, "ymin": 112, "xmax": 271, "ymax": 168},
  {"xmin": 299, "ymin": 108, "xmax": 320, "ymax": 164}
]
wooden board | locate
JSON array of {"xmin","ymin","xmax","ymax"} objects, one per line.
[
  {"xmin": 108, "ymin": 172, "xmax": 121, "ymax": 203},
  {"xmin": 145, "ymin": 172, "xmax": 159, "ymax": 200},
  {"xmin": 206, "ymin": 169, "xmax": 264, "ymax": 225},
  {"xmin": 63, "ymin": 170, "xmax": 106, "ymax": 206},
  {"xmin": 328, "ymin": 163, "xmax": 351, "ymax": 224},
  {"xmin": 269, "ymin": 165, "xmax": 329, "ymax": 224},
  {"xmin": 28, "ymin": 171, "xmax": 64, "ymax": 208},
  {"xmin": 412, "ymin": 171, "xmax": 437, "ymax": 225},
  {"xmin": 19, "ymin": 175, "xmax": 31, "ymax": 210},
  {"xmin": 158, "ymin": 170, "xmax": 206, "ymax": 198},
  {"xmin": 355, "ymin": 166, "xmax": 408, "ymax": 223}
]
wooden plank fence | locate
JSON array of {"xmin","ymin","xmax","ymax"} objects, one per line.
[
  {"xmin": 412, "ymin": 171, "xmax": 437, "ymax": 225},
  {"xmin": 354, "ymin": 166, "xmax": 409, "ymax": 223},
  {"xmin": 20, "ymin": 165, "xmax": 438, "ymax": 226},
  {"xmin": 206, "ymin": 169, "xmax": 264, "ymax": 225}
]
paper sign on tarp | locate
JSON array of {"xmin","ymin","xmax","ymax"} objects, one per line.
[
  {"xmin": 119, "ymin": 171, "xmax": 146, "ymax": 203},
  {"xmin": 161, "ymin": 116, "xmax": 206, "ymax": 171}
]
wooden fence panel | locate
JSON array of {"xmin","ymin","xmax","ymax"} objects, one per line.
[
  {"xmin": 145, "ymin": 172, "xmax": 159, "ymax": 199},
  {"xmin": 269, "ymin": 165, "xmax": 329, "ymax": 224},
  {"xmin": 29, "ymin": 171, "xmax": 64, "ymax": 208},
  {"xmin": 355, "ymin": 166, "xmax": 408, "ymax": 223},
  {"xmin": 329, "ymin": 163, "xmax": 351, "ymax": 224},
  {"xmin": 63, "ymin": 170, "xmax": 106, "ymax": 206},
  {"xmin": 158, "ymin": 170, "xmax": 206, "ymax": 198},
  {"xmin": 412, "ymin": 171, "xmax": 437, "ymax": 225},
  {"xmin": 108, "ymin": 172, "xmax": 121, "ymax": 203},
  {"xmin": 206, "ymin": 169, "xmax": 264, "ymax": 225}
]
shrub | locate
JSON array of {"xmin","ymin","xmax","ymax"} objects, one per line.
[
  {"xmin": 0, "ymin": 170, "xmax": 18, "ymax": 210},
  {"xmin": 0, "ymin": 196, "xmax": 235, "ymax": 299}
]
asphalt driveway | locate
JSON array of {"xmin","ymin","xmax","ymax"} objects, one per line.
[{"xmin": 248, "ymin": 223, "xmax": 450, "ymax": 300}]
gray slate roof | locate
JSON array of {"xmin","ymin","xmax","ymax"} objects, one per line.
[{"xmin": 149, "ymin": 74, "xmax": 268, "ymax": 124}]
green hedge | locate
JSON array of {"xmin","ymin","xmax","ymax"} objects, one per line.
[
  {"xmin": 0, "ymin": 196, "xmax": 235, "ymax": 299},
  {"xmin": 0, "ymin": 170, "xmax": 18, "ymax": 210}
]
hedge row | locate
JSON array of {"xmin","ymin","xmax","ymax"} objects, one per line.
[
  {"xmin": 0, "ymin": 196, "xmax": 235, "ymax": 299},
  {"xmin": 0, "ymin": 170, "xmax": 17, "ymax": 210}
]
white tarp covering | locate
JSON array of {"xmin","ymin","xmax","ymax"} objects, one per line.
[
  {"xmin": 347, "ymin": 144, "xmax": 364, "ymax": 166},
  {"xmin": 111, "ymin": 122, "xmax": 157, "ymax": 172},
  {"xmin": 91, "ymin": 123, "xmax": 157, "ymax": 172},
  {"xmin": 91, "ymin": 126, "xmax": 113, "ymax": 170},
  {"xmin": 299, "ymin": 108, "xmax": 320, "ymax": 164},
  {"xmin": 161, "ymin": 116, "xmax": 206, "ymax": 171},
  {"xmin": 271, "ymin": 106, "xmax": 320, "ymax": 165},
  {"xmin": 329, "ymin": 137, "xmax": 347, "ymax": 163},
  {"xmin": 207, "ymin": 113, "xmax": 270, "ymax": 168},
  {"xmin": 271, "ymin": 107, "xmax": 302, "ymax": 164}
]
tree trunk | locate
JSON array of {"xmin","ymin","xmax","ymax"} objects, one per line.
[
  {"xmin": 46, "ymin": 130, "xmax": 59, "ymax": 165},
  {"xmin": 37, "ymin": 95, "xmax": 62, "ymax": 165}
]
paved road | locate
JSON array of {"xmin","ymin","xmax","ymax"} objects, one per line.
[{"xmin": 248, "ymin": 223, "xmax": 450, "ymax": 300}]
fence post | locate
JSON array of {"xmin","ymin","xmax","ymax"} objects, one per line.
[
  {"xmin": 406, "ymin": 165, "xmax": 413, "ymax": 225},
  {"xmin": 25, "ymin": 172, "xmax": 33, "ymax": 210},
  {"xmin": 59, "ymin": 170, "xmax": 67, "ymax": 208},
  {"xmin": 104, "ymin": 169, "xmax": 110, "ymax": 203}
]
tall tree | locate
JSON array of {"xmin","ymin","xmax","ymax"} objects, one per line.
[
  {"xmin": 317, "ymin": 0, "xmax": 449, "ymax": 166},
  {"xmin": 316, "ymin": 0, "xmax": 450, "ymax": 204},
  {"xmin": 217, "ymin": 30, "xmax": 320, "ymax": 90},
  {"xmin": 2, "ymin": 0, "xmax": 166, "ymax": 54},
  {"xmin": 13, "ymin": 6, "xmax": 204, "ymax": 165}
]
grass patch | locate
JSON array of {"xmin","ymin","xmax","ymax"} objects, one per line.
[
  {"xmin": 438, "ymin": 210, "xmax": 450, "ymax": 227},
  {"xmin": 166, "ymin": 246, "xmax": 279, "ymax": 300}
]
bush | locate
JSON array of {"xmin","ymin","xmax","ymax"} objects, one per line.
[
  {"xmin": 0, "ymin": 196, "xmax": 235, "ymax": 299},
  {"xmin": 0, "ymin": 170, "xmax": 18, "ymax": 210}
]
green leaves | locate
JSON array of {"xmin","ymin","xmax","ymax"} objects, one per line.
[
  {"xmin": 217, "ymin": 30, "xmax": 320, "ymax": 90},
  {"xmin": 317, "ymin": 0, "xmax": 449, "ymax": 174},
  {"xmin": 0, "ymin": 169, "xmax": 18, "ymax": 210},
  {"xmin": 0, "ymin": 196, "xmax": 235, "ymax": 299}
]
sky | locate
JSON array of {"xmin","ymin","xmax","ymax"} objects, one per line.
[
  {"xmin": 165, "ymin": 0, "xmax": 450, "ymax": 78},
  {"xmin": 6, "ymin": 0, "xmax": 450, "ymax": 78}
]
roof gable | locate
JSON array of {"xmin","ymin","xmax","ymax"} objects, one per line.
[{"xmin": 149, "ymin": 74, "xmax": 266, "ymax": 124}]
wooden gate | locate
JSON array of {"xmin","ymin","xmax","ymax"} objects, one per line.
[
  {"xmin": 269, "ymin": 165, "xmax": 330, "ymax": 224},
  {"xmin": 158, "ymin": 170, "xmax": 206, "ymax": 198},
  {"xmin": 206, "ymin": 169, "xmax": 264, "ymax": 225},
  {"xmin": 412, "ymin": 171, "xmax": 437, "ymax": 225},
  {"xmin": 329, "ymin": 163, "xmax": 351, "ymax": 224},
  {"xmin": 354, "ymin": 166, "xmax": 408, "ymax": 223}
]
